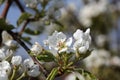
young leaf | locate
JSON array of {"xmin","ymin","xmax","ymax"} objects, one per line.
[
  {"xmin": 17, "ymin": 12, "xmax": 32, "ymax": 26},
  {"xmin": 37, "ymin": 52, "xmax": 55, "ymax": 62},
  {"xmin": 46, "ymin": 67, "xmax": 58, "ymax": 80},
  {"xmin": 0, "ymin": 18, "xmax": 14, "ymax": 30},
  {"xmin": 24, "ymin": 28, "xmax": 41, "ymax": 35}
]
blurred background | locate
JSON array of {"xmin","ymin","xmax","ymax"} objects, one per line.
[{"xmin": 0, "ymin": 0, "xmax": 120, "ymax": 80}]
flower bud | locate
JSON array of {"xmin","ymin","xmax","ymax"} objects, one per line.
[
  {"xmin": 30, "ymin": 42, "xmax": 42, "ymax": 55},
  {"xmin": 11, "ymin": 56, "xmax": 22, "ymax": 66}
]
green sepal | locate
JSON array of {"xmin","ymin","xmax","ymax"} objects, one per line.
[{"xmin": 37, "ymin": 51, "xmax": 55, "ymax": 62}]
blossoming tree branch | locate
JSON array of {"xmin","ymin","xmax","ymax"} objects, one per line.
[{"xmin": 0, "ymin": 0, "xmax": 98, "ymax": 80}]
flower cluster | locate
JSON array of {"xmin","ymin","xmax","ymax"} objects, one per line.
[
  {"xmin": 0, "ymin": 55, "xmax": 41, "ymax": 80},
  {"xmin": 0, "ymin": 29, "xmax": 93, "ymax": 80},
  {"xmin": 44, "ymin": 28, "xmax": 91, "ymax": 56},
  {"xmin": 0, "ymin": 31, "xmax": 41, "ymax": 80}
]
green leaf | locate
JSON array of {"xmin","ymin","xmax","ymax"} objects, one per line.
[
  {"xmin": 24, "ymin": 28, "xmax": 41, "ymax": 35},
  {"xmin": 46, "ymin": 68, "xmax": 58, "ymax": 80},
  {"xmin": 0, "ymin": 18, "xmax": 14, "ymax": 30},
  {"xmin": 17, "ymin": 12, "xmax": 32, "ymax": 26},
  {"xmin": 37, "ymin": 51, "xmax": 55, "ymax": 62}
]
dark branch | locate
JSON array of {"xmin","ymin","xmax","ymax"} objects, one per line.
[{"xmin": 14, "ymin": 0, "xmax": 25, "ymax": 12}]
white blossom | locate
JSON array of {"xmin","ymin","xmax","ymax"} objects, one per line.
[
  {"xmin": 73, "ymin": 28, "xmax": 91, "ymax": 53},
  {"xmin": 30, "ymin": 42, "xmax": 42, "ymax": 55},
  {"xmin": 44, "ymin": 31, "xmax": 72, "ymax": 56},
  {"xmin": 2, "ymin": 31, "xmax": 17, "ymax": 48},
  {"xmin": 11, "ymin": 56, "xmax": 22, "ymax": 66},
  {"xmin": 27, "ymin": 64, "xmax": 40, "ymax": 77},
  {"xmin": 23, "ymin": 59, "xmax": 34, "ymax": 68},
  {"xmin": 0, "ymin": 49, "xmax": 13, "ymax": 61},
  {"xmin": 23, "ymin": 58, "xmax": 40, "ymax": 77},
  {"xmin": 0, "ymin": 70, "xmax": 8, "ymax": 80},
  {"xmin": 0, "ymin": 61, "xmax": 11, "ymax": 75}
]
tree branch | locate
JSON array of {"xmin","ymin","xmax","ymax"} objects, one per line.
[
  {"xmin": 8, "ymin": 31, "xmax": 48, "ymax": 76},
  {"xmin": 18, "ymin": 20, "xmax": 29, "ymax": 36},
  {"xmin": 14, "ymin": 0, "xmax": 25, "ymax": 12},
  {"xmin": 1, "ymin": 0, "xmax": 13, "ymax": 19}
]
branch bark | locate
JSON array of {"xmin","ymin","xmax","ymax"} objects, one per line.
[{"xmin": 1, "ymin": 0, "xmax": 13, "ymax": 19}]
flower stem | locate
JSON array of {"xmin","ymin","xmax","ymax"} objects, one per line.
[
  {"xmin": 17, "ymin": 72, "xmax": 26, "ymax": 80},
  {"xmin": 10, "ymin": 67, "xmax": 17, "ymax": 80}
]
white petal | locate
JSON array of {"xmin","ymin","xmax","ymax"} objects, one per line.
[
  {"xmin": 27, "ymin": 69, "xmax": 40, "ymax": 77},
  {"xmin": 73, "ymin": 29, "xmax": 83, "ymax": 40},
  {"xmin": 2, "ymin": 31, "xmax": 13, "ymax": 43},
  {"xmin": 57, "ymin": 32, "xmax": 66, "ymax": 42},
  {"xmin": 85, "ymin": 28, "xmax": 90, "ymax": 35},
  {"xmin": 59, "ymin": 47, "xmax": 67, "ymax": 53},
  {"xmin": 23, "ymin": 59, "xmax": 34, "ymax": 68},
  {"xmin": 0, "ymin": 49, "xmax": 6, "ymax": 60},
  {"xmin": 30, "ymin": 42, "xmax": 42, "ymax": 55},
  {"xmin": 66, "ymin": 37, "xmax": 72, "ymax": 47},
  {"xmin": 27, "ymin": 65, "xmax": 40, "ymax": 77},
  {"xmin": 79, "ymin": 47, "xmax": 87, "ymax": 53}
]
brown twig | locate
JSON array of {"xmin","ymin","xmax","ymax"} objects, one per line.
[
  {"xmin": 1, "ymin": 0, "xmax": 13, "ymax": 19},
  {"xmin": 18, "ymin": 20, "xmax": 29, "ymax": 36}
]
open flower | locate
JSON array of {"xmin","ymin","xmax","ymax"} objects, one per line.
[
  {"xmin": 23, "ymin": 59, "xmax": 40, "ymax": 77},
  {"xmin": 44, "ymin": 31, "xmax": 72, "ymax": 56},
  {"xmin": 73, "ymin": 28, "xmax": 91, "ymax": 53},
  {"xmin": 30, "ymin": 42, "xmax": 43, "ymax": 55},
  {"xmin": 11, "ymin": 56, "xmax": 22, "ymax": 66}
]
